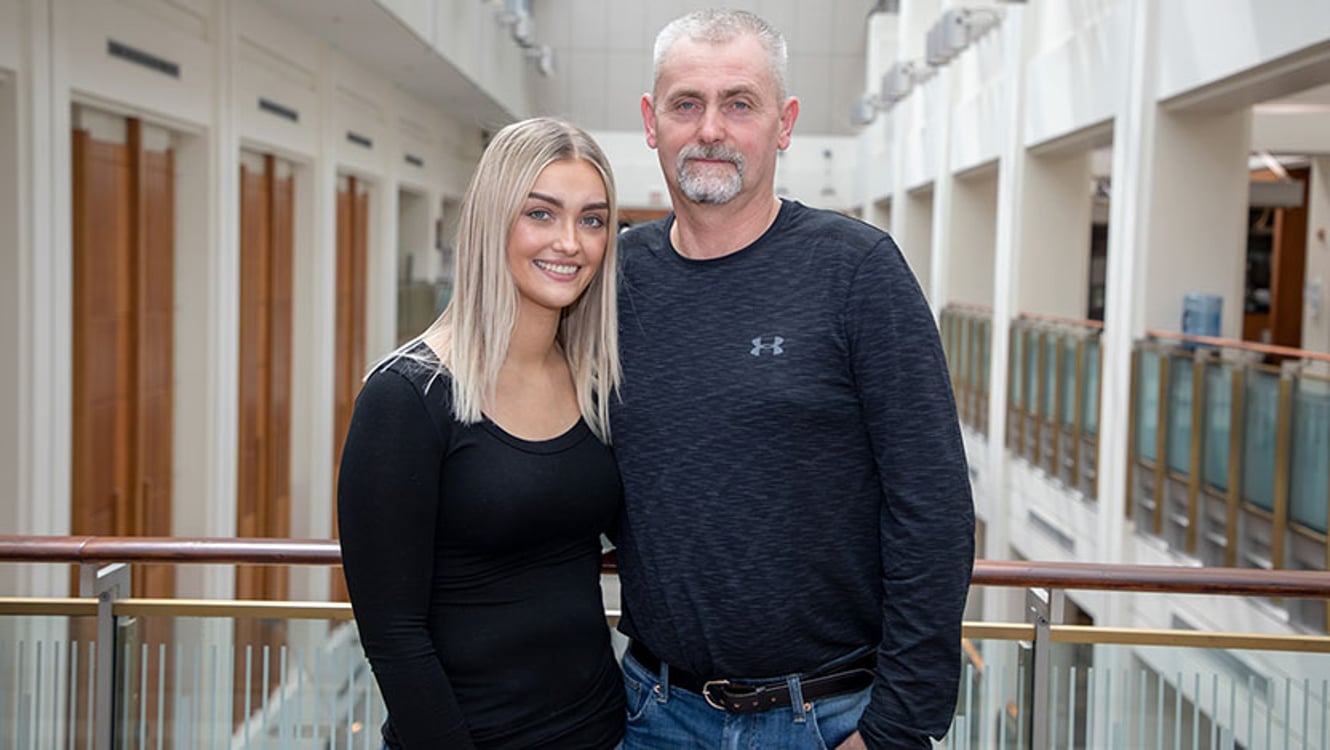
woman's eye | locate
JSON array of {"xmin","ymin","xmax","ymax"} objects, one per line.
[
  {"xmin": 581, "ymin": 215, "xmax": 606, "ymax": 229},
  {"xmin": 526, "ymin": 208, "xmax": 552, "ymax": 221}
]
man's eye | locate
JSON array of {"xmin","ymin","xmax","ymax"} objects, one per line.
[
  {"xmin": 732, "ymin": 101, "xmax": 751, "ymax": 111},
  {"xmin": 678, "ymin": 101, "xmax": 698, "ymax": 111}
]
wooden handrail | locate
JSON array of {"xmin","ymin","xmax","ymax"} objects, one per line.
[
  {"xmin": 1146, "ymin": 328, "xmax": 1330, "ymax": 364},
  {"xmin": 3, "ymin": 535, "xmax": 1328, "ymax": 598},
  {"xmin": 1017, "ymin": 311, "xmax": 1105, "ymax": 330}
]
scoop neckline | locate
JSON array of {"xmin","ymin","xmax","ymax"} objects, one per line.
[{"xmin": 480, "ymin": 414, "xmax": 591, "ymax": 453}]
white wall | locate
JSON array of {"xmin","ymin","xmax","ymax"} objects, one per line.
[
  {"xmin": 1023, "ymin": 0, "xmax": 1122, "ymax": 150},
  {"xmin": 949, "ymin": 169, "xmax": 998, "ymax": 306},
  {"xmin": 1156, "ymin": 0, "xmax": 1330, "ymax": 106},
  {"xmin": 592, "ymin": 128, "xmax": 859, "ymax": 212},
  {"xmin": 0, "ymin": 0, "xmax": 18, "ymax": 71},
  {"xmin": 1019, "ymin": 149, "xmax": 1093, "ymax": 317}
]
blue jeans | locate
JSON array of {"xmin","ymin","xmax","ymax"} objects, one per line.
[{"xmin": 619, "ymin": 649, "xmax": 871, "ymax": 749}]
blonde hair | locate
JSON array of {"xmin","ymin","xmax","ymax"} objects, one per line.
[{"xmin": 391, "ymin": 117, "xmax": 620, "ymax": 441}]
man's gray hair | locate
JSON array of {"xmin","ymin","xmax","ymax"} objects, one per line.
[{"xmin": 652, "ymin": 9, "xmax": 788, "ymax": 99}]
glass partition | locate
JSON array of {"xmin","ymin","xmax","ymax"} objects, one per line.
[
  {"xmin": 1061, "ymin": 338, "xmax": 1078, "ymax": 430},
  {"xmin": 1202, "ymin": 363, "xmax": 1233, "ymax": 492},
  {"xmin": 1044, "ymin": 334, "xmax": 1059, "ymax": 424},
  {"xmin": 1082, "ymin": 339, "xmax": 1100, "ymax": 437},
  {"xmin": 1011, "ymin": 327, "xmax": 1025, "ymax": 409},
  {"xmin": 1137, "ymin": 350, "xmax": 1161, "ymax": 464},
  {"xmin": 1242, "ymin": 369, "xmax": 1281, "ymax": 513},
  {"xmin": 1290, "ymin": 376, "xmax": 1330, "ymax": 534},
  {"xmin": 1166, "ymin": 354, "xmax": 1194, "ymax": 475}
]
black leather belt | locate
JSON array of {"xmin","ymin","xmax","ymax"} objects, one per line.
[{"xmin": 627, "ymin": 641, "xmax": 875, "ymax": 714}]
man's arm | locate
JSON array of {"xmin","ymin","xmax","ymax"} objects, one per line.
[{"xmin": 845, "ymin": 238, "xmax": 976, "ymax": 748}]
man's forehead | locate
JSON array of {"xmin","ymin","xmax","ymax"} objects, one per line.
[{"xmin": 655, "ymin": 36, "xmax": 776, "ymax": 95}]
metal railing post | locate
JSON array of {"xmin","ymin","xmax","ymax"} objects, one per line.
[
  {"xmin": 80, "ymin": 562, "xmax": 130, "ymax": 750},
  {"xmin": 1026, "ymin": 587, "xmax": 1064, "ymax": 750}
]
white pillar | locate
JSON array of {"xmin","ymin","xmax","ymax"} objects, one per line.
[
  {"xmin": 199, "ymin": 0, "xmax": 242, "ymax": 601},
  {"xmin": 984, "ymin": 0, "xmax": 1027, "ymax": 605},
  {"xmin": 17, "ymin": 0, "xmax": 73, "ymax": 594},
  {"xmin": 1304, "ymin": 158, "xmax": 1330, "ymax": 354},
  {"xmin": 1098, "ymin": 0, "xmax": 1159, "ymax": 573}
]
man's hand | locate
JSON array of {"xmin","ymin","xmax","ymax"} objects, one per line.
[{"xmin": 835, "ymin": 731, "xmax": 869, "ymax": 750}]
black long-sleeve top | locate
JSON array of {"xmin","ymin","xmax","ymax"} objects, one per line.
[
  {"xmin": 337, "ymin": 353, "xmax": 625, "ymax": 749},
  {"xmin": 611, "ymin": 200, "xmax": 975, "ymax": 748}
]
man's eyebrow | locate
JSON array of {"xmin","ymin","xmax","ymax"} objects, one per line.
[{"xmin": 664, "ymin": 85, "xmax": 760, "ymax": 103}]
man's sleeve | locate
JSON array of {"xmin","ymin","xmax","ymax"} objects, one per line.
[
  {"xmin": 846, "ymin": 238, "xmax": 976, "ymax": 748},
  {"xmin": 337, "ymin": 370, "xmax": 476, "ymax": 749}
]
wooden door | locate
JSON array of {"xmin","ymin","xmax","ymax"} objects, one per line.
[
  {"xmin": 71, "ymin": 118, "xmax": 175, "ymax": 585},
  {"xmin": 70, "ymin": 115, "xmax": 175, "ymax": 748},
  {"xmin": 235, "ymin": 153, "xmax": 296, "ymax": 722},
  {"xmin": 330, "ymin": 176, "xmax": 369, "ymax": 602}
]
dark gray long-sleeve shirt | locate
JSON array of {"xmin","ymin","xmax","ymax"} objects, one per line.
[{"xmin": 610, "ymin": 200, "xmax": 975, "ymax": 748}]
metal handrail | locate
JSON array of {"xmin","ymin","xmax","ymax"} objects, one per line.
[{"xmin": 4, "ymin": 535, "xmax": 1330, "ymax": 598}]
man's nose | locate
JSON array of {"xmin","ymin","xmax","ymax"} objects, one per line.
[{"xmin": 697, "ymin": 107, "xmax": 724, "ymax": 142}]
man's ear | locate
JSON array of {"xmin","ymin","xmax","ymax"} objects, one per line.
[
  {"xmin": 777, "ymin": 96, "xmax": 799, "ymax": 151},
  {"xmin": 641, "ymin": 94, "xmax": 658, "ymax": 149}
]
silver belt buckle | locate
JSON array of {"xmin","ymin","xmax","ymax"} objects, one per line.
[{"xmin": 701, "ymin": 679, "xmax": 730, "ymax": 711}]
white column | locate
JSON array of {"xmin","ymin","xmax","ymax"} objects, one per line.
[
  {"xmin": 890, "ymin": 0, "xmax": 940, "ymax": 296},
  {"xmin": 17, "ymin": 0, "xmax": 73, "ymax": 594},
  {"xmin": 983, "ymin": 0, "xmax": 1027, "ymax": 605},
  {"xmin": 927, "ymin": 67, "xmax": 955, "ymax": 314},
  {"xmin": 1098, "ymin": 0, "xmax": 1158, "ymax": 573},
  {"xmin": 196, "ymin": 0, "xmax": 240, "ymax": 598},
  {"xmin": 1304, "ymin": 158, "xmax": 1330, "ymax": 354}
]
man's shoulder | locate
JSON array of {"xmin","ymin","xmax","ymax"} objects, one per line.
[{"xmin": 782, "ymin": 201, "xmax": 892, "ymax": 250}]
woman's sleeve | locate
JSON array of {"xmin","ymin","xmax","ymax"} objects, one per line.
[{"xmin": 337, "ymin": 369, "xmax": 475, "ymax": 749}]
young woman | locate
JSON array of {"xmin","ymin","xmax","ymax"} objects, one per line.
[{"xmin": 337, "ymin": 117, "xmax": 624, "ymax": 749}]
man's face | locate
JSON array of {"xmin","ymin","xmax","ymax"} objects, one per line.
[{"xmin": 642, "ymin": 33, "xmax": 798, "ymax": 207}]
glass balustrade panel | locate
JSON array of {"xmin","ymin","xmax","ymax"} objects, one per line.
[
  {"xmin": 1290, "ymin": 376, "xmax": 1330, "ymax": 534},
  {"xmin": 1083, "ymin": 339, "xmax": 1100, "ymax": 438},
  {"xmin": 1202, "ymin": 363, "xmax": 1233, "ymax": 492},
  {"xmin": 1137, "ymin": 350, "xmax": 1161, "ymax": 463},
  {"xmin": 1167, "ymin": 354, "xmax": 1194, "ymax": 475},
  {"xmin": 1242, "ymin": 369, "xmax": 1281, "ymax": 513}
]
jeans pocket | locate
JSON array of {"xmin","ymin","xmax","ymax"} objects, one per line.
[
  {"xmin": 623, "ymin": 670, "xmax": 656, "ymax": 724},
  {"xmin": 806, "ymin": 688, "xmax": 872, "ymax": 750}
]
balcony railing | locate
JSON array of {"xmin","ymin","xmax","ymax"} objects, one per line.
[
  {"xmin": 3, "ymin": 536, "xmax": 1330, "ymax": 749},
  {"xmin": 942, "ymin": 306, "xmax": 1329, "ymax": 626}
]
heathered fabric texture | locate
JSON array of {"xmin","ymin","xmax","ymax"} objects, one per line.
[{"xmin": 611, "ymin": 200, "xmax": 975, "ymax": 747}]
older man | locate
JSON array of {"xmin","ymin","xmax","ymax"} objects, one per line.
[{"xmin": 610, "ymin": 8, "xmax": 976, "ymax": 750}]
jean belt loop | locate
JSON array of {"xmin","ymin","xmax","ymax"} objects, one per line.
[
  {"xmin": 787, "ymin": 675, "xmax": 808, "ymax": 723},
  {"xmin": 656, "ymin": 662, "xmax": 670, "ymax": 702}
]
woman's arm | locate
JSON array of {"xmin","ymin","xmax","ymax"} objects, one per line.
[{"xmin": 337, "ymin": 368, "xmax": 475, "ymax": 749}]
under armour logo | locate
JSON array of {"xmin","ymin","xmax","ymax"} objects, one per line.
[{"xmin": 751, "ymin": 336, "xmax": 784, "ymax": 356}]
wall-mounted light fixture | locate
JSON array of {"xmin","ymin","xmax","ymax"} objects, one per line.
[
  {"xmin": 850, "ymin": 60, "xmax": 934, "ymax": 126},
  {"xmin": 492, "ymin": 0, "xmax": 556, "ymax": 76},
  {"xmin": 925, "ymin": 8, "xmax": 1002, "ymax": 67}
]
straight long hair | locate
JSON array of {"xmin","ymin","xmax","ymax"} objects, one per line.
[{"xmin": 390, "ymin": 117, "xmax": 620, "ymax": 441}]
